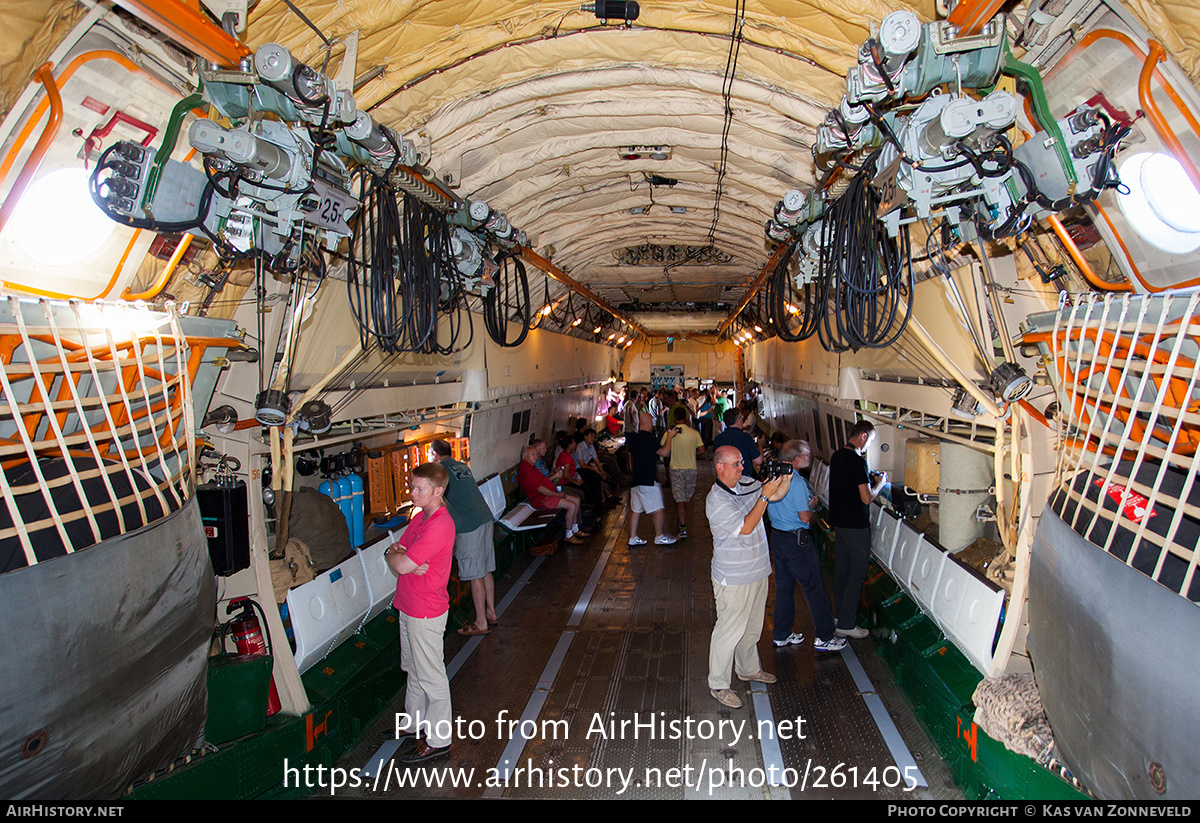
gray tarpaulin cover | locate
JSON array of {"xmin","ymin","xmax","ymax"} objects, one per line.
[{"xmin": 0, "ymin": 497, "xmax": 215, "ymax": 799}]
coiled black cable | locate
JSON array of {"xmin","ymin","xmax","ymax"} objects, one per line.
[
  {"xmin": 345, "ymin": 155, "xmax": 475, "ymax": 357},
  {"xmin": 816, "ymin": 152, "xmax": 913, "ymax": 353},
  {"xmin": 765, "ymin": 241, "xmax": 818, "ymax": 343},
  {"xmin": 483, "ymin": 253, "xmax": 531, "ymax": 347}
]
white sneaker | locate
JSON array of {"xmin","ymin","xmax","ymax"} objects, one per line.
[
  {"xmin": 654, "ymin": 534, "xmax": 677, "ymax": 545},
  {"xmin": 835, "ymin": 625, "xmax": 869, "ymax": 639},
  {"xmin": 628, "ymin": 536, "xmax": 647, "ymax": 546},
  {"xmin": 814, "ymin": 635, "xmax": 848, "ymax": 652},
  {"xmin": 773, "ymin": 633, "xmax": 804, "ymax": 647}
]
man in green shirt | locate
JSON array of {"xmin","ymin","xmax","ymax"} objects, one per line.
[
  {"xmin": 714, "ymin": 390, "xmax": 729, "ymax": 436},
  {"xmin": 430, "ymin": 440, "xmax": 497, "ymax": 636}
]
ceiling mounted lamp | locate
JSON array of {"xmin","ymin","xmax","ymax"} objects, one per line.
[
  {"xmin": 572, "ymin": 318, "xmax": 582, "ymax": 326},
  {"xmin": 583, "ymin": 1, "xmax": 640, "ymax": 24},
  {"xmin": 754, "ymin": 325, "xmax": 763, "ymax": 333},
  {"xmin": 593, "ymin": 326, "xmax": 602, "ymax": 334}
]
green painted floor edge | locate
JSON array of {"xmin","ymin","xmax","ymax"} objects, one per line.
[
  {"xmin": 129, "ymin": 609, "xmax": 403, "ymax": 800},
  {"xmin": 811, "ymin": 512, "xmax": 1089, "ymax": 801}
]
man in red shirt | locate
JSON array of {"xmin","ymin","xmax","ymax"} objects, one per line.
[
  {"xmin": 386, "ymin": 461, "xmax": 455, "ymax": 763},
  {"xmin": 517, "ymin": 444, "xmax": 586, "ymax": 543}
]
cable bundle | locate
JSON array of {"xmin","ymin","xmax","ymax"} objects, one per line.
[
  {"xmin": 816, "ymin": 157, "xmax": 913, "ymax": 352},
  {"xmin": 765, "ymin": 155, "xmax": 913, "ymax": 351},
  {"xmin": 483, "ymin": 254, "xmax": 531, "ymax": 347},
  {"xmin": 347, "ymin": 171, "xmax": 460, "ymax": 354},
  {"xmin": 765, "ymin": 242, "xmax": 817, "ymax": 343}
]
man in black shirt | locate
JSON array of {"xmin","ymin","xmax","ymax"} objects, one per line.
[
  {"xmin": 828, "ymin": 420, "xmax": 887, "ymax": 638},
  {"xmin": 712, "ymin": 409, "xmax": 761, "ymax": 479},
  {"xmin": 627, "ymin": 413, "xmax": 677, "ymax": 546}
]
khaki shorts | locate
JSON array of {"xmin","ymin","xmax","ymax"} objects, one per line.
[
  {"xmin": 670, "ymin": 468, "xmax": 697, "ymax": 501},
  {"xmin": 454, "ymin": 522, "xmax": 496, "ymax": 581},
  {"xmin": 630, "ymin": 483, "xmax": 665, "ymax": 514}
]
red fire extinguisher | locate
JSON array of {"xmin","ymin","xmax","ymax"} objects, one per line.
[{"xmin": 226, "ymin": 597, "xmax": 282, "ymax": 716}]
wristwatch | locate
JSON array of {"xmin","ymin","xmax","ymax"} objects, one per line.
[{"xmin": 759, "ymin": 494, "xmax": 768, "ymax": 503}]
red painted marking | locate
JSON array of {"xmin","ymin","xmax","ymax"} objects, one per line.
[
  {"xmin": 306, "ymin": 709, "xmax": 333, "ymax": 753},
  {"xmin": 957, "ymin": 715, "xmax": 978, "ymax": 762},
  {"xmin": 1095, "ymin": 479, "xmax": 1157, "ymax": 523},
  {"xmin": 81, "ymin": 96, "xmax": 110, "ymax": 115}
]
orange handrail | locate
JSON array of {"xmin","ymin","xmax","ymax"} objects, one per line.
[
  {"xmin": 1046, "ymin": 213, "xmax": 1133, "ymax": 292},
  {"xmin": 1140, "ymin": 41, "xmax": 1200, "ymax": 197},
  {"xmin": 0, "ymin": 63, "xmax": 62, "ymax": 236},
  {"xmin": 1090, "ymin": 204, "xmax": 1144, "ymax": 284},
  {"xmin": 123, "ymin": 234, "xmax": 193, "ymax": 301},
  {"xmin": 1049, "ymin": 29, "xmax": 1200, "ymax": 195},
  {"xmin": 0, "ymin": 52, "xmax": 186, "ymax": 189}
]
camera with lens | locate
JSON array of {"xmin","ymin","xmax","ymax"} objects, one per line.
[{"xmin": 763, "ymin": 458, "xmax": 793, "ymax": 480}]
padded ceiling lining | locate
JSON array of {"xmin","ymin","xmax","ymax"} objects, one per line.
[
  {"xmin": 4, "ymin": 0, "xmax": 1200, "ymax": 330},
  {"xmin": 230, "ymin": 0, "xmax": 929, "ymax": 325}
]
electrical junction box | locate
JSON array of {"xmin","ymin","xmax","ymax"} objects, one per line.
[
  {"xmin": 197, "ymin": 480, "xmax": 250, "ymax": 576},
  {"xmin": 904, "ymin": 438, "xmax": 941, "ymax": 495}
]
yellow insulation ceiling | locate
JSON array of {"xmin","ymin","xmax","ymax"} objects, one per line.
[{"xmin": 2, "ymin": 0, "xmax": 1200, "ymax": 313}]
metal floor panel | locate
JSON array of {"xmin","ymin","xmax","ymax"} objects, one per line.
[{"xmin": 335, "ymin": 461, "xmax": 962, "ymax": 800}]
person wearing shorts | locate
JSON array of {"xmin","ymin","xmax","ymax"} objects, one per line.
[
  {"xmin": 627, "ymin": 412, "xmax": 676, "ymax": 546},
  {"xmin": 660, "ymin": 406, "xmax": 704, "ymax": 539},
  {"xmin": 430, "ymin": 440, "xmax": 497, "ymax": 636},
  {"xmin": 518, "ymin": 445, "xmax": 587, "ymax": 544}
]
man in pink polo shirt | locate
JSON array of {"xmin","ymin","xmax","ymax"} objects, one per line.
[{"xmin": 386, "ymin": 461, "xmax": 455, "ymax": 764}]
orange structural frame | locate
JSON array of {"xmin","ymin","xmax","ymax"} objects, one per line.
[
  {"xmin": 1022, "ymin": 322, "xmax": 1200, "ymax": 457},
  {"xmin": 0, "ymin": 332, "xmax": 241, "ymax": 466}
]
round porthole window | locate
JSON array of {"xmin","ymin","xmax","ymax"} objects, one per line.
[
  {"xmin": 1116, "ymin": 152, "xmax": 1200, "ymax": 255},
  {"xmin": 7, "ymin": 167, "xmax": 115, "ymax": 266}
]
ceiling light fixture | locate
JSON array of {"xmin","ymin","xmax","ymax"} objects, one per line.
[
  {"xmin": 583, "ymin": 1, "xmax": 640, "ymax": 24},
  {"xmin": 618, "ymin": 145, "xmax": 671, "ymax": 161}
]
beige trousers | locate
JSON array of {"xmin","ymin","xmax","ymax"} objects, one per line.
[{"xmin": 707, "ymin": 577, "xmax": 769, "ymax": 690}]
